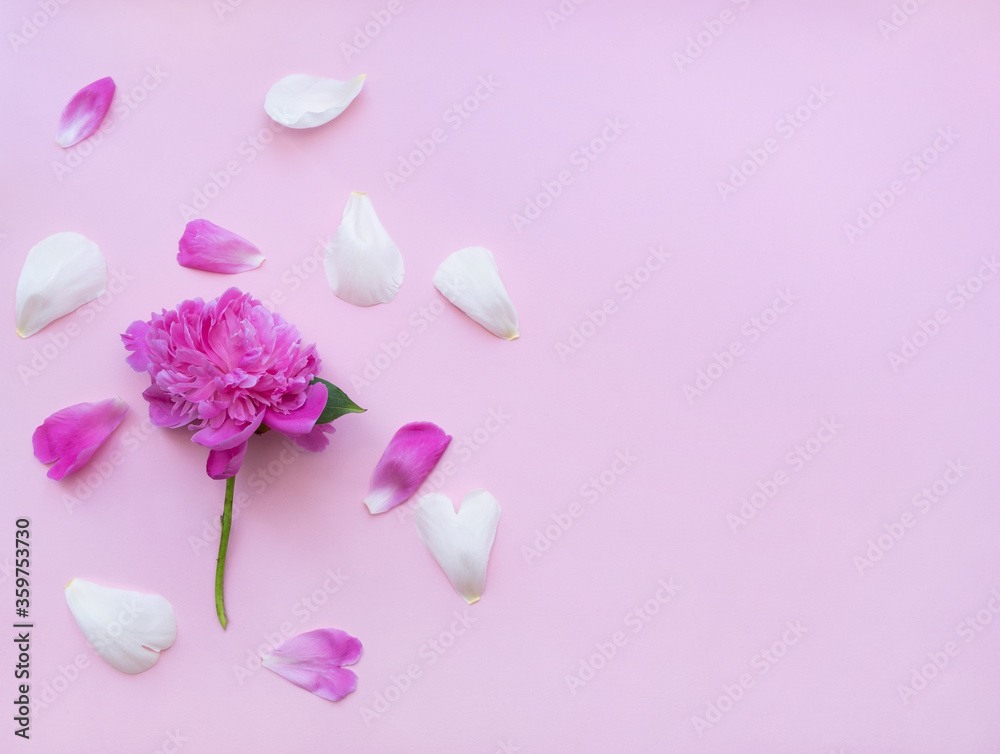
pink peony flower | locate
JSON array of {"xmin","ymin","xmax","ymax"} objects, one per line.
[{"xmin": 122, "ymin": 287, "xmax": 333, "ymax": 479}]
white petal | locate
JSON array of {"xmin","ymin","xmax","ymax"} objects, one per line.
[
  {"xmin": 324, "ymin": 192, "xmax": 404, "ymax": 306},
  {"xmin": 65, "ymin": 579, "xmax": 177, "ymax": 674},
  {"xmin": 264, "ymin": 73, "xmax": 365, "ymax": 129},
  {"xmin": 414, "ymin": 490, "xmax": 501, "ymax": 604},
  {"xmin": 15, "ymin": 232, "xmax": 107, "ymax": 338},
  {"xmin": 433, "ymin": 247, "xmax": 519, "ymax": 340}
]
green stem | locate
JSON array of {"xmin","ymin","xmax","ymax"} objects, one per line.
[{"xmin": 215, "ymin": 475, "xmax": 236, "ymax": 629}]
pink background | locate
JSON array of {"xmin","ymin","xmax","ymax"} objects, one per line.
[{"xmin": 3, "ymin": 1, "xmax": 1000, "ymax": 751}]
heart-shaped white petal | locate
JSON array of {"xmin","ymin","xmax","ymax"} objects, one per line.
[
  {"xmin": 65, "ymin": 579, "xmax": 177, "ymax": 674},
  {"xmin": 324, "ymin": 192, "xmax": 404, "ymax": 306},
  {"xmin": 15, "ymin": 232, "xmax": 107, "ymax": 338},
  {"xmin": 433, "ymin": 247, "xmax": 519, "ymax": 340},
  {"xmin": 264, "ymin": 73, "xmax": 365, "ymax": 129},
  {"xmin": 414, "ymin": 490, "xmax": 501, "ymax": 604}
]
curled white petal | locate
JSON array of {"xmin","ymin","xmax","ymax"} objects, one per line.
[
  {"xmin": 264, "ymin": 73, "xmax": 365, "ymax": 129},
  {"xmin": 433, "ymin": 247, "xmax": 519, "ymax": 340},
  {"xmin": 15, "ymin": 232, "xmax": 107, "ymax": 338},
  {"xmin": 65, "ymin": 579, "xmax": 177, "ymax": 674},
  {"xmin": 324, "ymin": 192, "xmax": 403, "ymax": 306},
  {"xmin": 414, "ymin": 490, "xmax": 501, "ymax": 604}
]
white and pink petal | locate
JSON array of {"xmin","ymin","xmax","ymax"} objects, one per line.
[
  {"xmin": 56, "ymin": 77, "xmax": 116, "ymax": 148},
  {"xmin": 364, "ymin": 422, "xmax": 452, "ymax": 514}
]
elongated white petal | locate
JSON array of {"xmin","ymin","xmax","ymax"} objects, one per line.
[
  {"xmin": 264, "ymin": 73, "xmax": 365, "ymax": 129},
  {"xmin": 324, "ymin": 192, "xmax": 403, "ymax": 306},
  {"xmin": 433, "ymin": 247, "xmax": 519, "ymax": 340},
  {"xmin": 15, "ymin": 232, "xmax": 107, "ymax": 338},
  {"xmin": 65, "ymin": 579, "xmax": 176, "ymax": 674},
  {"xmin": 414, "ymin": 490, "xmax": 501, "ymax": 604}
]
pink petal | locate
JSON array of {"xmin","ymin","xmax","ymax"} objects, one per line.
[
  {"xmin": 364, "ymin": 422, "xmax": 452, "ymax": 514},
  {"xmin": 286, "ymin": 422, "xmax": 335, "ymax": 453},
  {"xmin": 206, "ymin": 442, "xmax": 248, "ymax": 480},
  {"xmin": 262, "ymin": 628, "xmax": 363, "ymax": 702},
  {"xmin": 121, "ymin": 320, "xmax": 150, "ymax": 372},
  {"xmin": 56, "ymin": 77, "xmax": 115, "ymax": 148},
  {"xmin": 264, "ymin": 382, "xmax": 327, "ymax": 436},
  {"xmin": 177, "ymin": 220, "xmax": 265, "ymax": 274},
  {"xmin": 33, "ymin": 398, "xmax": 128, "ymax": 480},
  {"xmin": 191, "ymin": 412, "xmax": 264, "ymax": 451}
]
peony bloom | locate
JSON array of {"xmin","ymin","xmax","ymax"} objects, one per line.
[
  {"xmin": 122, "ymin": 288, "xmax": 363, "ymax": 629},
  {"xmin": 122, "ymin": 288, "xmax": 334, "ymax": 480}
]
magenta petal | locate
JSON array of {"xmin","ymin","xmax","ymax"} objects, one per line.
[
  {"xmin": 32, "ymin": 398, "xmax": 128, "ymax": 480},
  {"xmin": 206, "ymin": 442, "xmax": 248, "ymax": 480},
  {"xmin": 364, "ymin": 422, "xmax": 452, "ymax": 514},
  {"xmin": 56, "ymin": 77, "xmax": 115, "ymax": 148},
  {"xmin": 286, "ymin": 422, "xmax": 335, "ymax": 453},
  {"xmin": 264, "ymin": 382, "xmax": 327, "ymax": 436},
  {"xmin": 178, "ymin": 220, "xmax": 265, "ymax": 274},
  {"xmin": 192, "ymin": 412, "xmax": 264, "ymax": 450},
  {"xmin": 262, "ymin": 628, "xmax": 363, "ymax": 702}
]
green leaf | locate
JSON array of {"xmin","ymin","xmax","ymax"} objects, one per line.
[{"xmin": 312, "ymin": 378, "xmax": 366, "ymax": 423}]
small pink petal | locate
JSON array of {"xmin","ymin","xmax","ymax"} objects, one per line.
[
  {"xmin": 177, "ymin": 220, "xmax": 265, "ymax": 274},
  {"xmin": 56, "ymin": 77, "xmax": 115, "ymax": 148},
  {"xmin": 206, "ymin": 442, "xmax": 248, "ymax": 480},
  {"xmin": 286, "ymin": 422, "xmax": 335, "ymax": 453},
  {"xmin": 364, "ymin": 422, "xmax": 452, "ymax": 514},
  {"xmin": 262, "ymin": 628, "xmax": 363, "ymax": 702},
  {"xmin": 264, "ymin": 382, "xmax": 327, "ymax": 436},
  {"xmin": 33, "ymin": 398, "xmax": 128, "ymax": 480},
  {"xmin": 191, "ymin": 412, "xmax": 264, "ymax": 451}
]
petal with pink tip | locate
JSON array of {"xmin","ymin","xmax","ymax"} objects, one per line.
[
  {"xmin": 33, "ymin": 398, "xmax": 128, "ymax": 480},
  {"xmin": 262, "ymin": 628, "xmax": 363, "ymax": 702},
  {"xmin": 57, "ymin": 77, "xmax": 116, "ymax": 148},
  {"xmin": 16, "ymin": 232, "xmax": 107, "ymax": 338},
  {"xmin": 364, "ymin": 422, "xmax": 452, "ymax": 514},
  {"xmin": 264, "ymin": 382, "xmax": 327, "ymax": 436},
  {"xmin": 177, "ymin": 219, "xmax": 265, "ymax": 274},
  {"xmin": 414, "ymin": 490, "xmax": 500, "ymax": 604}
]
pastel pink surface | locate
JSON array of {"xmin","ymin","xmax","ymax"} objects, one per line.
[{"xmin": 3, "ymin": 2, "xmax": 1000, "ymax": 752}]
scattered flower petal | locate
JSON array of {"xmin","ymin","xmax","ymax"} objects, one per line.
[
  {"xmin": 433, "ymin": 247, "xmax": 519, "ymax": 340},
  {"xmin": 33, "ymin": 398, "xmax": 128, "ymax": 480},
  {"xmin": 324, "ymin": 192, "xmax": 403, "ymax": 306},
  {"xmin": 262, "ymin": 628, "xmax": 363, "ymax": 702},
  {"xmin": 56, "ymin": 77, "xmax": 115, "ymax": 147},
  {"xmin": 264, "ymin": 73, "xmax": 365, "ymax": 129},
  {"xmin": 414, "ymin": 490, "xmax": 501, "ymax": 604},
  {"xmin": 65, "ymin": 579, "xmax": 176, "ymax": 674},
  {"xmin": 15, "ymin": 232, "xmax": 108, "ymax": 338},
  {"xmin": 177, "ymin": 219, "xmax": 265, "ymax": 273},
  {"xmin": 364, "ymin": 422, "xmax": 452, "ymax": 514}
]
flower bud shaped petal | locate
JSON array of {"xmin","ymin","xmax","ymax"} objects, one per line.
[{"xmin": 325, "ymin": 192, "xmax": 404, "ymax": 306}]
